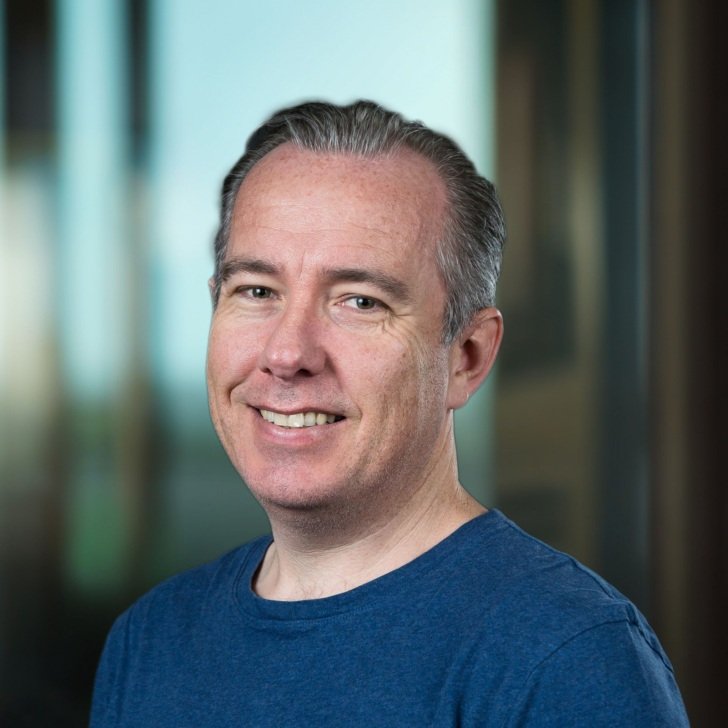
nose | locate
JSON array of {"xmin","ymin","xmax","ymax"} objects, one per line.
[{"xmin": 258, "ymin": 299, "xmax": 326, "ymax": 380}]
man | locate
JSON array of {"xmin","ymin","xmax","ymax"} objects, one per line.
[{"xmin": 91, "ymin": 100, "xmax": 688, "ymax": 726}]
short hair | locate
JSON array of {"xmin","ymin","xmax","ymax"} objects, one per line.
[{"xmin": 212, "ymin": 100, "xmax": 505, "ymax": 343}]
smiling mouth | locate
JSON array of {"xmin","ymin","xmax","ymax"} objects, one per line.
[{"xmin": 258, "ymin": 409, "xmax": 345, "ymax": 428}]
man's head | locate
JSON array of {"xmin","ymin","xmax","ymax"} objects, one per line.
[
  {"xmin": 211, "ymin": 100, "xmax": 505, "ymax": 343},
  {"xmin": 207, "ymin": 101, "xmax": 504, "ymax": 529}
]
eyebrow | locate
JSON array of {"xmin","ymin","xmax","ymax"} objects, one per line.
[
  {"xmin": 219, "ymin": 257, "xmax": 412, "ymax": 303},
  {"xmin": 322, "ymin": 267, "xmax": 412, "ymax": 304},
  {"xmin": 219, "ymin": 257, "xmax": 279, "ymax": 283}
]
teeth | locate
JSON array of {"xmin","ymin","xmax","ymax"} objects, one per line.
[
  {"xmin": 273, "ymin": 412, "xmax": 287, "ymax": 426},
  {"xmin": 259, "ymin": 409, "xmax": 341, "ymax": 428},
  {"xmin": 288, "ymin": 413, "xmax": 304, "ymax": 428}
]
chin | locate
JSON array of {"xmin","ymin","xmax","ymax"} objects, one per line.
[{"xmin": 244, "ymin": 472, "xmax": 349, "ymax": 513}]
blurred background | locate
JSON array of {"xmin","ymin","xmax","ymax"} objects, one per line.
[{"xmin": 0, "ymin": 0, "xmax": 724, "ymax": 725}]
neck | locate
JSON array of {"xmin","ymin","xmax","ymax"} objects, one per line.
[{"xmin": 253, "ymin": 471, "xmax": 485, "ymax": 601}]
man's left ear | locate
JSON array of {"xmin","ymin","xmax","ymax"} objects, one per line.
[{"xmin": 446, "ymin": 307, "xmax": 503, "ymax": 410}]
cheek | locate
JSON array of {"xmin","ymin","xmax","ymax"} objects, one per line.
[
  {"xmin": 407, "ymin": 333, "xmax": 450, "ymax": 399},
  {"xmin": 357, "ymin": 335, "xmax": 448, "ymax": 414},
  {"xmin": 208, "ymin": 320, "xmax": 257, "ymax": 384}
]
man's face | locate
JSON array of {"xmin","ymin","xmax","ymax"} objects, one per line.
[{"xmin": 207, "ymin": 143, "xmax": 459, "ymax": 520}]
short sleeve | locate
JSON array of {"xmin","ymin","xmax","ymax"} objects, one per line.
[{"xmin": 505, "ymin": 619, "xmax": 689, "ymax": 727}]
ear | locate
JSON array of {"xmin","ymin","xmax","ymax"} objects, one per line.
[
  {"xmin": 446, "ymin": 307, "xmax": 503, "ymax": 410},
  {"xmin": 208, "ymin": 276, "xmax": 217, "ymax": 307}
]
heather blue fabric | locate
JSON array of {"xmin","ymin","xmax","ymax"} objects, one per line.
[{"xmin": 90, "ymin": 510, "xmax": 688, "ymax": 726}]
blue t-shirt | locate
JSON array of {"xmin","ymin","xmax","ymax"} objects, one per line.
[{"xmin": 91, "ymin": 510, "xmax": 688, "ymax": 726}]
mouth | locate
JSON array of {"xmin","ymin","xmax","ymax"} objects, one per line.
[{"xmin": 257, "ymin": 408, "xmax": 345, "ymax": 429}]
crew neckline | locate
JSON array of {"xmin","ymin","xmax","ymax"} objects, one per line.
[{"xmin": 233, "ymin": 509, "xmax": 507, "ymax": 625}]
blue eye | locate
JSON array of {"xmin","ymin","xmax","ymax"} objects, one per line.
[
  {"xmin": 353, "ymin": 296, "xmax": 376, "ymax": 310},
  {"xmin": 339, "ymin": 294, "xmax": 388, "ymax": 314},
  {"xmin": 244, "ymin": 286, "xmax": 272, "ymax": 299}
]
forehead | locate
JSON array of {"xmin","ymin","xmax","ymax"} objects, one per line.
[{"xmin": 229, "ymin": 144, "xmax": 448, "ymax": 263}]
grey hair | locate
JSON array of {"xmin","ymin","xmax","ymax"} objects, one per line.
[{"xmin": 212, "ymin": 100, "xmax": 505, "ymax": 343}]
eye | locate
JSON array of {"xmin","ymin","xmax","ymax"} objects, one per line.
[
  {"xmin": 238, "ymin": 285, "xmax": 273, "ymax": 299},
  {"xmin": 343, "ymin": 295, "xmax": 380, "ymax": 311}
]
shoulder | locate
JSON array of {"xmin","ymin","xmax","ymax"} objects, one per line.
[
  {"xmin": 91, "ymin": 536, "xmax": 268, "ymax": 698},
  {"xmin": 499, "ymin": 618, "xmax": 688, "ymax": 725},
  {"xmin": 458, "ymin": 512, "xmax": 663, "ymax": 657},
  {"xmin": 90, "ymin": 536, "xmax": 270, "ymax": 725},
  {"xmin": 451, "ymin": 511, "xmax": 637, "ymax": 616},
  {"xmin": 120, "ymin": 536, "xmax": 266, "ymax": 630},
  {"xmin": 461, "ymin": 511, "xmax": 643, "ymax": 613},
  {"xmin": 450, "ymin": 512, "xmax": 688, "ymax": 725}
]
